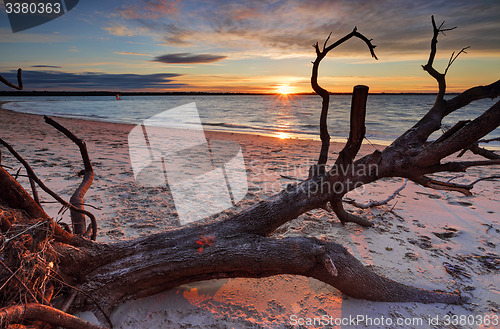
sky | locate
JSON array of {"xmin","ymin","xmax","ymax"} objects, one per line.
[{"xmin": 0, "ymin": 0, "xmax": 499, "ymax": 93}]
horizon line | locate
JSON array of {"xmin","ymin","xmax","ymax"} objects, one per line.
[{"xmin": 0, "ymin": 91, "xmax": 452, "ymax": 96}]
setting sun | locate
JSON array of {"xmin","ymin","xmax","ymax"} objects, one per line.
[
  {"xmin": 276, "ymin": 84, "xmax": 293, "ymax": 95},
  {"xmin": 275, "ymin": 132, "xmax": 291, "ymax": 139}
]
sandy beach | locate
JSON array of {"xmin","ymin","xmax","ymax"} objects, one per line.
[{"xmin": 0, "ymin": 102, "xmax": 498, "ymax": 328}]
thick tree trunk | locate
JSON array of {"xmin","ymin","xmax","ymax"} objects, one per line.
[{"xmin": 57, "ymin": 213, "xmax": 462, "ymax": 317}]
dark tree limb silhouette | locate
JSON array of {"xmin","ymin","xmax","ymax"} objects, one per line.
[
  {"xmin": 311, "ymin": 28, "xmax": 377, "ymax": 168},
  {"xmin": 1, "ymin": 17, "xmax": 499, "ymax": 328},
  {"xmin": 0, "ymin": 68, "xmax": 23, "ymax": 90}
]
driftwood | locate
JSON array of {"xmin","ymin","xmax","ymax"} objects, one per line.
[
  {"xmin": 344, "ymin": 178, "xmax": 408, "ymax": 209},
  {"xmin": 0, "ymin": 136, "xmax": 97, "ymax": 241},
  {"xmin": 44, "ymin": 116, "xmax": 95, "ymax": 238},
  {"xmin": 0, "ymin": 16, "xmax": 499, "ymax": 328}
]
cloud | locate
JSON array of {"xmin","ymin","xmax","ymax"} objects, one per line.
[
  {"xmin": 118, "ymin": 0, "xmax": 178, "ymax": 19},
  {"xmin": 104, "ymin": 0, "xmax": 500, "ymax": 60},
  {"xmin": 115, "ymin": 51, "xmax": 153, "ymax": 56},
  {"xmin": 31, "ymin": 65, "xmax": 62, "ymax": 68},
  {"xmin": 0, "ymin": 28, "xmax": 69, "ymax": 43},
  {"xmin": 103, "ymin": 23, "xmax": 149, "ymax": 37},
  {"xmin": 0, "ymin": 70, "xmax": 185, "ymax": 91},
  {"xmin": 152, "ymin": 53, "xmax": 227, "ymax": 64}
]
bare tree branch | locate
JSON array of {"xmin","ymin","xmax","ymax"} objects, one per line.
[
  {"xmin": 0, "ymin": 166, "xmax": 85, "ymax": 245},
  {"xmin": 445, "ymin": 80, "xmax": 500, "ymax": 116},
  {"xmin": 444, "ymin": 46, "xmax": 470, "ymax": 75},
  {"xmin": 412, "ymin": 176, "xmax": 473, "ymax": 195},
  {"xmin": 0, "ymin": 68, "xmax": 23, "ymax": 90},
  {"xmin": 330, "ymin": 200, "xmax": 373, "ymax": 226},
  {"xmin": 415, "ymin": 100, "xmax": 500, "ymax": 166},
  {"xmin": 414, "ymin": 173, "xmax": 500, "ymax": 195},
  {"xmin": 311, "ymin": 28, "xmax": 377, "ymax": 168},
  {"xmin": 468, "ymin": 175, "xmax": 500, "ymax": 186},
  {"xmin": 0, "ymin": 138, "xmax": 97, "ymax": 241},
  {"xmin": 345, "ymin": 178, "xmax": 408, "ymax": 209},
  {"xmin": 0, "ymin": 303, "xmax": 108, "ymax": 329},
  {"xmin": 458, "ymin": 143, "xmax": 500, "ymax": 160},
  {"xmin": 426, "ymin": 160, "xmax": 500, "ymax": 175},
  {"xmin": 44, "ymin": 116, "xmax": 95, "ymax": 237},
  {"xmin": 422, "ymin": 16, "xmax": 448, "ymax": 103},
  {"xmin": 0, "ymin": 166, "xmax": 49, "ymax": 221},
  {"xmin": 478, "ymin": 137, "xmax": 500, "ymax": 144},
  {"xmin": 28, "ymin": 176, "xmax": 41, "ymax": 207}
]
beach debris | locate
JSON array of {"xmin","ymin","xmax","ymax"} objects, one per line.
[
  {"xmin": 433, "ymin": 227, "xmax": 459, "ymax": 240},
  {"xmin": 480, "ymin": 223, "xmax": 494, "ymax": 234},
  {"xmin": 443, "ymin": 262, "xmax": 472, "ymax": 279},
  {"xmin": 388, "ymin": 208, "xmax": 405, "ymax": 222},
  {"xmin": 344, "ymin": 178, "xmax": 407, "ymax": 209},
  {"xmin": 447, "ymin": 200, "xmax": 473, "ymax": 207},
  {"xmin": 404, "ymin": 252, "xmax": 419, "ymax": 261},
  {"xmin": 481, "ymin": 239, "xmax": 496, "ymax": 249},
  {"xmin": 474, "ymin": 254, "xmax": 499, "ymax": 272},
  {"xmin": 415, "ymin": 191, "xmax": 441, "ymax": 199},
  {"xmin": 408, "ymin": 235, "xmax": 433, "ymax": 250}
]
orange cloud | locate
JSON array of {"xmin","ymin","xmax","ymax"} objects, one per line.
[
  {"xmin": 115, "ymin": 51, "xmax": 154, "ymax": 57},
  {"xmin": 119, "ymin": 0, "xmax": 178, "ymax": 19}
]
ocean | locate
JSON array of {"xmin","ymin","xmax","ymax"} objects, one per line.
[{"xmin": 1, "ymin": 94, "xmax": 498, "ymax": 147}]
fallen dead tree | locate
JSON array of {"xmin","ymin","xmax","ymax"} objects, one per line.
[{"xmin": 0, "ymin": 16, "xmax": 499, "ymax": 328}]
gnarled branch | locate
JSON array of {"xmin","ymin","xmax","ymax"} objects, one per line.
[
  {"xmin": 422, "ymin": 16, "xmax": 460, "ymax": 104},
  {"xmin": 44, "ymin": 116, "xmax": 95, "ymax": 238},
  {"xmin": 458, "ymin": 143, "xmax": 500, "ymax": 160},
  {"xmin": 0, "ymin": 138, "xmax": 97, "ymax": 241},
  {"xmin": 330, "ymin": 200, "xmax": 373, "ymax": 227},
  {"xmin": 345, "ymin": 178, "xmax": 408, "ymax": 209},
  {"xmin": 311, "ymin": 28, "xmax": 377, "ymax": 167}
]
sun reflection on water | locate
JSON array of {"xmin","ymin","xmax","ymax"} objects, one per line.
[{"xmin": 275, "ymin": 131, "xmax": 291, "ymax": 139}]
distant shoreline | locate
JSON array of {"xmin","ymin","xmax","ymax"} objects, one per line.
[{"xmin": 0, "ymin": 91, "xmax": 453, "ymax": 97}]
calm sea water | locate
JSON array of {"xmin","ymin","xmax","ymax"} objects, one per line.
[{"xmin": 1, "ymin": 94, "xmax": 498, "ymax": 147}]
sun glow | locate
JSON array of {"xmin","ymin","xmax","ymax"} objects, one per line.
[
  {"xmin": 275, "ymin": 132, "xmax": 291, "ymax": 139},
  {"xmin": 276, "ymin": 84, "xmax": 293, "ymax": 95}
]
